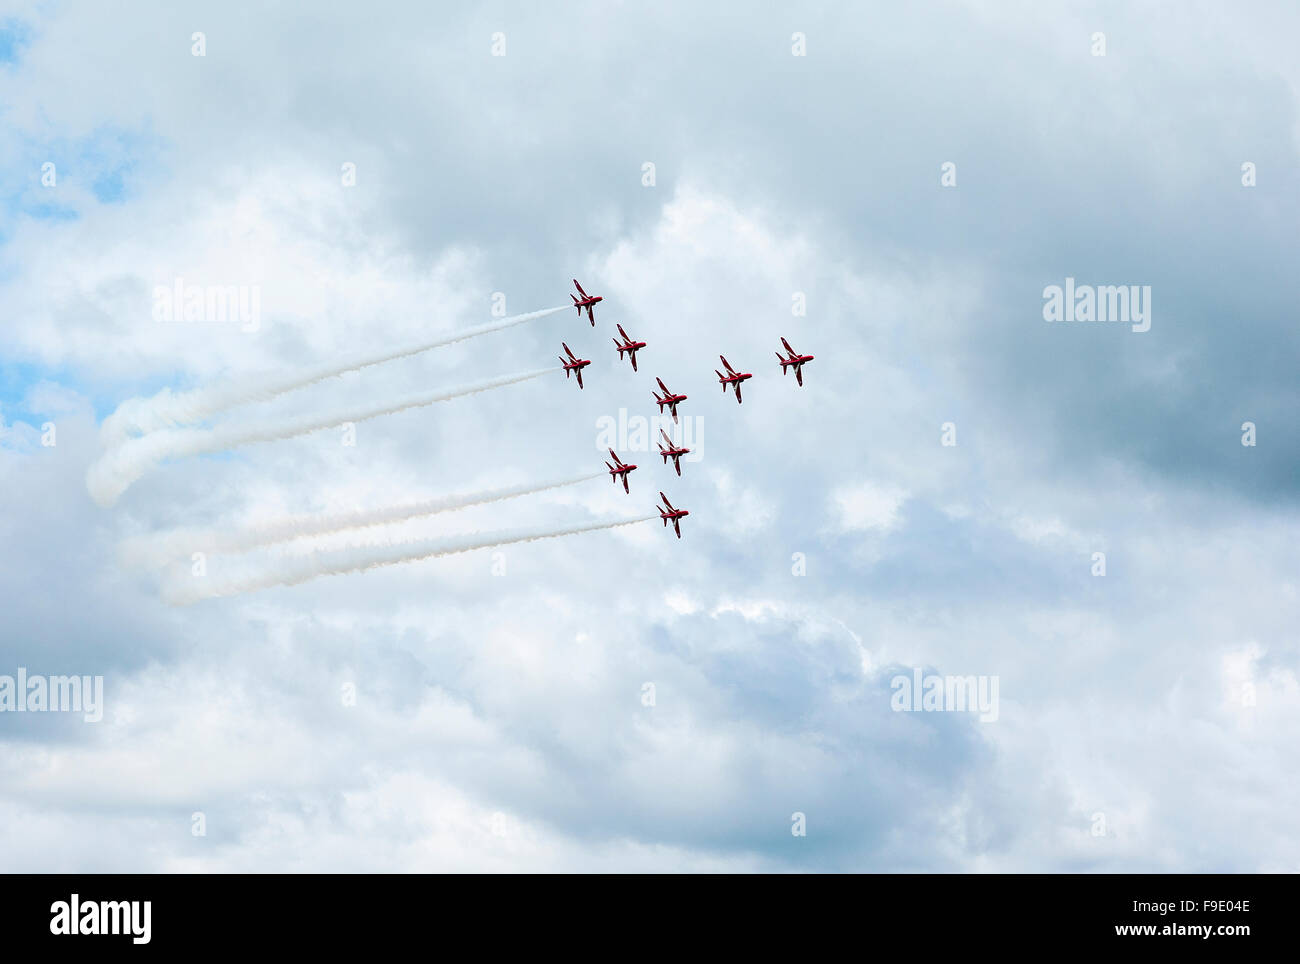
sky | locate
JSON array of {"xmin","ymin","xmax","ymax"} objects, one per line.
[{"xmin": 0, "ymin": 0, "xmax": 1297, "ymax": 871}]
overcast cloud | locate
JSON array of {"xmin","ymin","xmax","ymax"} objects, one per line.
[{"xmin": 0, "ymin": 0, "xmax": 1297, "ymax": 871}]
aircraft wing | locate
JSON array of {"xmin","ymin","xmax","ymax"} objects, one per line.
[
  {"xmin": 720, "ymin": 355, "xmax": 736, "ymax": 375},
  {"xmin": 573, "ymin": 279, "xmax": 587, "ymax": 297},
  {"xmin": 781, "ymin": 337, "xmax": 796, "ymax": 355},
  {"xmin": 796, "ymin": 366, "xmax": 803, "ymax": 386},
  {"xmin": 575, "ymin": 369, "xmax": 584, "ymax": 389}
]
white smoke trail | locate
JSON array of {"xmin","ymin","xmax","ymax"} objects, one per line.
[
  {"xmin": 87, "ymin": 366, "xmax": 560, "ymax": 507},
  {"xmin": 165, "ymin": 514, "xmax": 657, "ymax": 604},
  {"xmin": 100, "ymin": 305, "xmax": 569, "ymax": 445},
  {"xmin": 122, "ymin": 471, "xmax": 605, "ymax": 567}
]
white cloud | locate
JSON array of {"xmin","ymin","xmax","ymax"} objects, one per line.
[
  {"xmin": 0, "ymin": 0, "xmax": 1298, "ymax": 875},
  {"xmin": 832, "ymin": 482, "xmax": 909, "ymax": 532}
]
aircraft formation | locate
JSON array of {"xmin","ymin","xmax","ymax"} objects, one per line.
[
  {"xmin": 92, "ymin": 279, "xmax": 812, "ymax": 598},
  {"xmin": 561, "ymin": 278, "xmax": 814, "ymax": 539}
]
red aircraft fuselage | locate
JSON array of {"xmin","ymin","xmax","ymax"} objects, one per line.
[
  {"xmin": 716, "ymin": 355, "xmax": 752, "ymax": 403},
  {"xmin": 657, "ymin": 429, "xmax": 690, "ymax": 476},
  {"xmin": 560, "ymin": 341, "xmax": 591, "ymax": 389},
  {"xmin": 653, "ymin": 377, "xmax": 687, "ymax": 423},
  {"xmin": 605, "ymin": 450, "xmax": 638, "ymax": 493},
  {"xmin": 613, "ymin": 324, "xmax": 646, "ymax": 371},
  {"xmin": 777, "ymin": 338, "xmax": 814, "ymax": 386},
  {"xmin": 571, "ymin": 279, "xmax": 602, "ymax": 326},
  {"xmin": 658, "ymin": 491, "xmax": 689, "ymax": 538}
]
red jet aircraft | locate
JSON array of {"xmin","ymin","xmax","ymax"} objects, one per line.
[
  {"xmin": 715, "ymin": 355, "xmax": 752, "ymax": 403},
  {"xmin": 652, "ymin": 377, "xmax": 688, "ymax": 423},
  {"xmin": 605, "ymin": 449, "xmax": 638, "ymax": 493},
  {"xmin": 559, "ymin": 342, "xmax": 590, "ymax": 389},
  {"xmin": 658, "ymin": 491, "xmax": 689, "ymax": 538},
  {"xmin": 612, "ymin": 324, "xmax": 646, "ymax": 371},
  {"xmin": 657, "ymin": 428, "xmax": 690, "ymax": 476},
  {"xmin": 571, "ymin": 279, "xmax": 602, "ymax": 325},
  {"xmin": 776, "ymin": 337, "xmax": 814, "ymax": 386}
]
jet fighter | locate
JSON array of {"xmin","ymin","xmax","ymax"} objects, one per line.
[
  {"xmin": 658, "ymin": 491, "xmax": 689, "ymax": 538},
  {"xmin": 657, "ymin": 428, "xmax": 690, "ymax": 476},
  {"xmin": 559, "ymin": 342, "xmax": 591, "ymax": 388},
  {"xmin": 776, "ymin": 337, "xmax": 814, "ymax": 386},
  {"xmin": 612, "ymin": 324, "xmax": 646, "ymax": 371},
  {"xmin": 652, "ymin": 377, "xmax": 688, "ymax": 423},
  {"xmin": 605, "ymin": 449, "xmax": 638, "ymax": 493},
  {"xmin": 571, "ymin": 279, "xmax": 602, "ymax": 325},
  {"xmin": 715, "ymin": 355, "xmax": 752, "ymax": 403}
]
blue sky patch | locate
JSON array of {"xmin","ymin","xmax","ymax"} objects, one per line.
[
  {"xmin": 0, "ymin": 123, "xmax": 166, "ymax": 233},
  {"xmin": 0, "ymin": 19, "xmax": 32, "ymax": 65}
]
